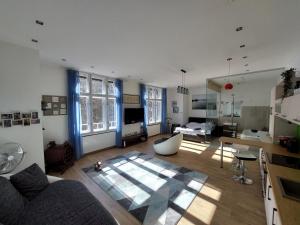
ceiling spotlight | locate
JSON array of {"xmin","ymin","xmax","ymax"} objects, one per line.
[
  {"xmin": 35, "ymin": 20, "xmax": 44, "ymax": 26},
  {"xmin": 90, "ymin": 66, "xmax": 94, "ymax": 69},
  {"xmin": 242, "ymin": 56, "xmax": 248, "ymax": 59},
  {"xmin": 236, "ymin": 26, "xmax": 243, "ymax": 32},
  {"xmin": 227, "ymin": 57, "xmax": 232, "ymax": 61},
  {"xmin": 31, "ymin": 39, "xmax": 38, "ymax": 43},
  {"xmin": 244, "ymin": 63, "xmax": 249, "ymax": 67},
  {"xmin": 240, "ymin": 44, "xmax": 246, "ymax": 48},
  {"xmin": 180, "ymin": 69, "xmax": 187, "ymax": 73},
  {"xmin": 61, "ymin": 58, "xmax": 67, "ymax": 62}
]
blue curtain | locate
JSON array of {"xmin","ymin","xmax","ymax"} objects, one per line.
[
  {"xmin": 115, "ymin": 79, "xmax": 123, "ymax": 147},
  {"xmin": 67, "ymin": 69, "xmax": 83, "ymax": 160},
  {"xmin": 140, "ymin": 84, "xmax": 148, "ymax": 137},
  {"xmin": 161, "ymin": 88, "xmax": 168, "ymax": 134}
]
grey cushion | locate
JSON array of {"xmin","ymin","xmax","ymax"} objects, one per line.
[
  {"xmin": 20, "ymin": 180, "xmax": 117, "ymax": 225},
  {"xmin": 10, "ymin": 163, "xmax": 49, "ymax": 201},
  {"xmin": 0, "ymin": 177, "xmax": 27, "ymax": 225}
]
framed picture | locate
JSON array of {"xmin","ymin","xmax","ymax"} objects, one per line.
[
  {"xmin": 1, "ymin": 113, "xmax": 13, "ymax": 120},
  {"xmin": 52, "ymin": 96, "xmax": 59, "ymax": 103},
  {"xmin": 22, "ymin": 113, "xmax": 31, "ymax": 119},
  {"xmin": 31, "ymin": 119, "xmax": 40, "ymax": 124},
  {"xmin": 31, "ymin": 112, "xmax": 39, "ymax": 119},
  {"xmin": 23, "ymin": 118, "xmax": 31, "ymax": 126},
  {"xmin": 3, "ymin": 119, "xmax": 12, "ymax": 128},
  {"xmin": 60, "ymin": 109, "xmax": 66, "ymax": 115},
  {"xmin": 13, "ymin": 112, "xmax": 21, "ymax": 120},
  {"xmin": 123, "ymin": 94, "xmax": 140, "ymax": 104},
  {"xmin": 13, "ymin": 120, "xmax": 23, "ymax": 126},
  {"xmin": 173, "ymin": 106, "xmax": 179, "ymax": 113}
]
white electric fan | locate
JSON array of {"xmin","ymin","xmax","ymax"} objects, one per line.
[{"xmin": 0, "ymin": 142, "xmax": 24, "ymax": 174}]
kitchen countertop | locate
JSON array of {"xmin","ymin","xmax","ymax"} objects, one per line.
[{"xmin": 219, "ymin": 137, "xmax": 300, "ymax": 225}]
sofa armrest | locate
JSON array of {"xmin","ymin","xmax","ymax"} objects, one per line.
[{"xmin": 47, "ymin": 175, "xmax": 63, "ymax": 183}]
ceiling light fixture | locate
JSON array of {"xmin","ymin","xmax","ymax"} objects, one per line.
[
  {"xmin": 242, "ymin": 56, "xmax": 248, "ymax": 59},
  {"xmin": 35, "ymin": 20, "xmax": 44, "ymax": 26},
  {"xmin": 177, "ymin": 69, "xmax": 189, "ymax": 95},
  {"xmin": 240, "ymin": 44, "xmax": 246, "ymax": 48},
  {"xmin": 90, "ymin": 66, "xmax": 94, "ymax": 69},
  {"xmin": 61, "ymin": 58, "xmax": 67, "ymax": 62},
  {"xmin": 224, "ymin": 58, "xmax": 233, "ymax": 90},
  {"xmin": 31, "ymin": 39, "xmax": 38, "ymax": 43},
  {"xmin": 244, "ymin": 64, "xmax": 249, "ymax": 67},
  {"xmin": 235, "ymin": 26, "xmax": 243, "ymax": 32}
]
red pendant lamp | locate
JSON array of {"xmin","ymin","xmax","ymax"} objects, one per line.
[
  {"xmin": 224, "ymin": 83, "xmax": 233, "ymax": 90},
  {"xmin": 224, "ymin": 58, "xmax": 233, "ymax": 90}
]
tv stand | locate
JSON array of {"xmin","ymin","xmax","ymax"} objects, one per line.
[{"xmin": 122, "ymin": 133, "xmax": 148, "ymax": 148}]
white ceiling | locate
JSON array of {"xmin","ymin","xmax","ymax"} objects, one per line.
[{"xmin": 1, "ymin": 0, "xmax": 300, "ymax": 87}]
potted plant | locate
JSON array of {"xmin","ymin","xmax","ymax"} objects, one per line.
[{"xmin": 281, "ymin": 68, "xmax": 296, "ymax": 100}]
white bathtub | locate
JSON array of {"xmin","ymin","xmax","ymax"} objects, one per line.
[{"xmin": 241, "ymin": 129, "xmax": 272, "ymax": 143}]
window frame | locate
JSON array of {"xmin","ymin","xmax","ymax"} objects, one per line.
[
  {"xmin": 146, "ymin": 86, "xmax": 162, "ymax": 125},
  {"xmin": 79, "ymin": 72, "xmax": 117, "ymax": 136}
]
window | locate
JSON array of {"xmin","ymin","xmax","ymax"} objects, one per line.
[
  {"xmin": 146, "ymin": 86, "xmax": 162, "ymax": 124},
  {"xmin": 79, "ymin": 73, "xmax": 117, "ymax": 134}
]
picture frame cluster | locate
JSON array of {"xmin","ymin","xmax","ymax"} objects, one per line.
[{"xmin": 0, "ymin": 112, "xmax": 40, "ymax": 128}]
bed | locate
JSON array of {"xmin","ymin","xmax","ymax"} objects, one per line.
[{"xmin": 174, "ymin": 117, "xmax": 217, "ymax": 142}]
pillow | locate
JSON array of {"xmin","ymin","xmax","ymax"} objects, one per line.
[
  {"xmin": 0, "ymin": 177, "xmax": 27, "ymax": 225},
  {"xmin": 10, "ymin": 163, "xmax": 49, "ymax": 201},
  {"xmin": 185, "ymin": 122, "xmax": 202, "ymax": 130}
]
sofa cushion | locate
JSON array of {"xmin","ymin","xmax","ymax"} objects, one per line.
[
  {"xmin": 20, "ymin": 180, "xmax": 117, "ymax": 225},
  {"xmin": 10, "ymin": 163, "xmax": 49, "ymax": 200},
  {"xmin": 0, "ymin": 177, "xmax": 27, "ymax": 225}
]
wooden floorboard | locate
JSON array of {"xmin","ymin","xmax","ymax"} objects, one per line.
[{"xmin": 52, "ymin": 135, "xmax": 266, "ymax": 225}]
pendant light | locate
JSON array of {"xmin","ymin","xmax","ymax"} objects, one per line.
[
  {"xmin": 224, "ymin": 58, "xmax": 233, "ymax": 90},
  {"xmin": 177, "ymin": 69, "xmax": 189, "ymax": 95}
]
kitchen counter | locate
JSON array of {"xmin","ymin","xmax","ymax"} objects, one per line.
[{"xmin": 219, "ymin": 137, "xmax": 300, "ymax": 225}]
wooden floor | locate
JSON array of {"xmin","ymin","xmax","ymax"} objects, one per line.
[{"xmin": 54, "ymin": 135, "xmax": 266, "ymax": 225}]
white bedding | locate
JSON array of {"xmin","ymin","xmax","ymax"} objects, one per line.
[{"xmin": 175, "ymin": 122, "xmax": 215, "ymax": 136}]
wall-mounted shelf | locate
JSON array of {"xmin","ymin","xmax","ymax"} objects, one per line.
[{"xmin": 275, "ymin": 114, "xmax": 300, "ymax": 126}]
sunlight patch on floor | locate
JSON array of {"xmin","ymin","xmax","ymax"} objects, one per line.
[
  {"xmin": 179, "ymin": 146, "xmax": 204, "ymax": 154},
  {"xmin": 179, "ymin": 141, "xmax": 209, "ymax": 154},
  {"xmin": 187, "ymin": 195, "xmax": 217, "ymax": 225},
  {"xmin": 200, "ymin": 185, "xmax": 222, "ymax": 201},
  {"xmin": 182, "ymin": 140, "xmax": 210, "ymax": 148},
  {"xmin": 214, "ymin": 149, "xmax": 235, "ymax": 158},
  {"xmin": 211, "ymin": 154, "xmax": 234, "ymax": 163}
]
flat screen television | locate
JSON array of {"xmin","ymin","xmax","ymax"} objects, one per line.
[{"xmin": 124, "ymin": 108, "xmax": 144, "ymax": 124}]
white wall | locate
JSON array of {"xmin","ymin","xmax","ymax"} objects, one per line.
[
  {"xmin": 122, "ymin": 80, "xmax": 161, "ymax": 137},
  {"xmin": 0, "ymin": 40, "xmax": 45, "ymax": 172},
  {"xmin": 167, "ymin": 88, "xmax": 189, "ymax": 125},
  {"xmin": 40, "ymin": 61, "xmax": 68, "ymax": 148},
  {"xmin": 122, "ymin": 80, "xmax": 141, "ymax": 136}
]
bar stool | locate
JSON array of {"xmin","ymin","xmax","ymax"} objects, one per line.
[{"xmin": 232, "ymin": 151, "xmax": 257, "ymax": 184}]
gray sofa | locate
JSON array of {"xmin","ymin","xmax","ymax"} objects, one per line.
[{"xmin": 1, "ymin": 174, "xmax": 118, "ymax": 225}]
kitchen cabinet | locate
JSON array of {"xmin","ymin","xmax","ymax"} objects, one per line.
[{"xmin": 265, "ymin": 174, "xmax": 282, "ymax": 225}]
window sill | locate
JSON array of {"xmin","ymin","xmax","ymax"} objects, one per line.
[
  {"xmin": 147, "ymin": 122, "xmax": 161, "ymax": 126},
  {"xmin": 81, "ymin": 130, "xmax": 116, "ymax": 137}
]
